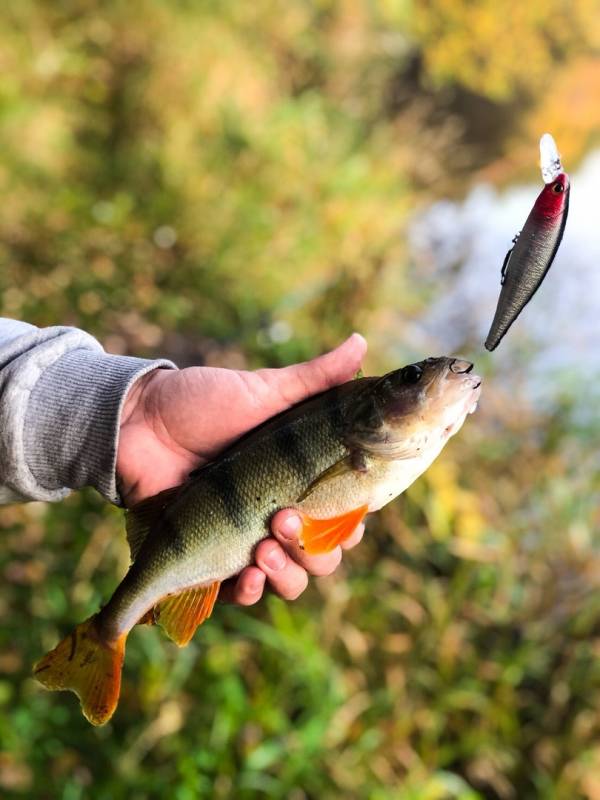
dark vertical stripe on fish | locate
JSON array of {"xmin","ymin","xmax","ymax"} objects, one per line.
[
  {"xmin": 325, "ymin": 386, "xmax": 348, "ymax": 438},
  {"xmin": 205, "ymin": 461, "xmax": 246, "ymax": 527},
  {"xmin": 272, "ymin": 424, "xmax": 314, "ymax": 480}
]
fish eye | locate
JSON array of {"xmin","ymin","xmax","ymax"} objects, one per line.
[
  {"xmin": 552, "ymin": 182, "xmax": 564, "ymax": 193},
  {"xmin": 401, "ymin": 364, "xmax": 423, "ymax": 383}
]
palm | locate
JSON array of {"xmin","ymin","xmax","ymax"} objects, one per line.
[{"xmin": 117, "ymin": 337, "xmax": 366, "ymax": 507}]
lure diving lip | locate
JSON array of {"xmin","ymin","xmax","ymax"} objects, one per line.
[
  {"xmin": 540, "ymin": 133, "xmax": 563, "ymax": 183},
  {"xmin": 484, "ymin": 133, "xmax": 570, "ymax": 352}
]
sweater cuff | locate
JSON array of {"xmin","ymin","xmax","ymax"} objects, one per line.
[{"xmin": 24, "ymin": 350, "xmax": 176, "ymax": 504}]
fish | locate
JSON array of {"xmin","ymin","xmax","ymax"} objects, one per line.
[
  {"xmin": 33, "ymin": 356, "xmax": 482, "ymax": 725},
  {"xmin": 485, "ymin": 133, "xmax": 570, "ymax": 351}
]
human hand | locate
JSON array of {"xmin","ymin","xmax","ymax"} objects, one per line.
[{"xmin": 117, "ymin": 333, "xmax": 367, "ymax": 605}]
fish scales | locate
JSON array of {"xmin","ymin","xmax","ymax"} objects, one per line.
[
  {"xmin": 33, "ymin": 357, "xmax": 482, "ymax": 725},
  {"xmin": 101, "ymin": 382, "xmax": 359, "ymax": 637}
]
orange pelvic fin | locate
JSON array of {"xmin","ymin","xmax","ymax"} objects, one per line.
[
  {"xmin": 299, "ymin": 505, "xmax": 368, "ymax": 554},
  {"xmin": 33, "ymin": 617, "xmax": 125, "ymax": 726},
  {"xmin": 155, "ymin": 581, "xmax": 221, "ymax": 647}
]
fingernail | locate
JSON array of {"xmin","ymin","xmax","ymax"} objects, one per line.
[
  {"xmin": 349, "ymin": 332, "xmax": 366, "ymax": 348},
  {"xmin": 277, "ymin": 514, "xmax": 301, "ymax": 540},
  {"xmin": 263, "ymin": 545, "xmax": 286, "ymax": 571}
]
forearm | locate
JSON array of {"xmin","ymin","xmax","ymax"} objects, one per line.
[{"xmin": 0, "ymin": 318, "xmax": 175, "ymax": 505}]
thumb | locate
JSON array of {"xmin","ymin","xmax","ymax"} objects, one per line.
[{"xmin": 257, "ymin": 333, "xmax": 367, "ymax": 406}]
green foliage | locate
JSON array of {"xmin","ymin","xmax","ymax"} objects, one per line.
[
  {"xmin": 408, "ymin": 0, "xmax": 599, "ymax": 101},
  {"xmin": 1, "ymin": 2, "xmax": 599, "ymax": 798}
]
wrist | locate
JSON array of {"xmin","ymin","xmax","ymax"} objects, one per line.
[
  {"xmin": 23, "ymin": 349, "xmax": 175, "ymax": 504},
  {"xmin": 120, "ymin": 368, "xmax": 161, "ymax": 427},
  {"xmin": 116, "ymin": 367, "xmax": 173, "ymax": 506}
]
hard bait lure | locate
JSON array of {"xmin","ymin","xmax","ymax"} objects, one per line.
[{"xmin": 485, "ymin": 133, "xmax": 570, "ymax": 351}]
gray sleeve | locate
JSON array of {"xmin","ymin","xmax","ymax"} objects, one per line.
[{"xmin": 0, "ymin": 318, "xmax": 176, "ymax": 505}]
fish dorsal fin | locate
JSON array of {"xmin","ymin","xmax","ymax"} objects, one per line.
[
  {"xmin": 125, "ymin": 486, "xmax": 180, "ymax": 560},
  {"xmin": 298, "ymin": 505, "xmax": 368, "ymax": 555},
  {"xmin": 155, "ymin": 581, "xmax": 221, "ymax": 647}
]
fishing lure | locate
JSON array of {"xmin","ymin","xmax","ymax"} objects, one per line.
[{"xmin": 485, "ymin": 133, "xmax": 570, "ymax": 351}]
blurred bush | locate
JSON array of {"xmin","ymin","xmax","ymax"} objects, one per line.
[{"xmin": 0, "ymin": 2, "xmax": 599, "ymax": 798}]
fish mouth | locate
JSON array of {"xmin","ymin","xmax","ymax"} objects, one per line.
[
  {"xmin": 463, "ymin": 376, "xmax": 482, "ymax": 417},
  {"xmin": 447, "ymin": 358, "xmax": 482, "ymax": 392},
  {"xmin": 446, "ymin": 358, "xmax": 482, "ymax": 391},
  {"xmin": 449, "ymin": 359, "xmax": 482, "ymax": 395},
  {"xmin": 450, "ymin": 358, "xmax": 474, "ymax": 374},
  {"xmin": 441, "ymin": 358, "xmax": 482, "ymax": 435}
]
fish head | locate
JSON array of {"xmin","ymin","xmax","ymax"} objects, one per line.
[
  {"xmin": 536, "ymin": 172, "xmax": 570, "ymax": 219},
  {"xmin": 346, "ymin": 357, "xmax": 482, "ymax": 459}
]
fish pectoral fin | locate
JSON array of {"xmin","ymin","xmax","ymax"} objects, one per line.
[
  {"xmin": 358, "ymin": 439, "xmax": 421, "ymax": 460},
  {"xmin": 298, "ymin": 505, "xmax": 368, "ymax": 555},
  {"xmin": 33, "ymin": 616, "xmax": 126, "ymax": 726},
  {"xmin": 126, "ymin": 486, "xmax": 180, "ymax": 560},
  {"xmin": 155, "ymin": 581, "xmax": 221, "ymax": 647},
  {"xmin": 297, "ymin": 454, "xmax": 365, "ymax": 503}
]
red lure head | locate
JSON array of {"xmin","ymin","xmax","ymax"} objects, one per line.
[{"xmin": 534, "ymin": 172, "xmax": 570, "ymax": 220}]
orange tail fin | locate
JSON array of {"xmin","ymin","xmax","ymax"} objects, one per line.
[{"xmin": 33, "ymin": 617, "xmax": 126, "ymax": 726}]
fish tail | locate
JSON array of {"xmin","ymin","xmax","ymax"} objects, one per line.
[{"xmin": 33, "ymin": 616, "xmax": 126, "ymax": 726}]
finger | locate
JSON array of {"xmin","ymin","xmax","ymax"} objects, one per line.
[
  {"xmin": 271, "ymin": 510, "xmax": 343, "ymax": 577},
  {"xmin": 341, "ymin": 521, "xmax": 365, "ymax": 551},
  {"xmin": 254, "ymin": 538, "xmax": 309, "ymax": 600},
  {"xmin": 219, "ymin": 567, "xmax": 266, "ymax": 606},
  {"xmin": 257, "ymin": 333, "xmax": 367, "ymax": 406}
]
